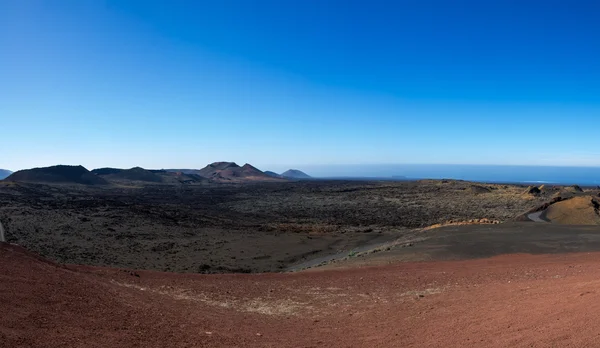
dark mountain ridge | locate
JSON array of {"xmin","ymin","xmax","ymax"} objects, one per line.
[
  {"xmin": 197, "ymin": 162, "xmax": 283, "ymax": 182},
  {"xmin": 93, "ymin": 167, "xmax": 204, "ymax": 184},
  {"xmin": 98, "ymin": 167, "xmax": 163, "ymax": 183},
  {"xmin": 5, "ymin": 165, "xmax": 108, "ymax": 185},
  {"xmin": 91, "ymin": 168, "xmax": 123, "ymax": 175}
]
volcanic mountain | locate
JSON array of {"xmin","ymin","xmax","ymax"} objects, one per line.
[
  {"xmin": 155, "ymin": 170, "xmax": 204, "ymax": 184},
  {"xmin": 197, "ymin": 162, "xmax": 282, "ymax": 182},
  {"xmin": 91, "ymin": 168, "xmax": 123, "ymax": 176},
  {"xmin": 163, "ymin": 169, "xmax": 203, "ymax": 175},
  {"xmin": 92, "ymin": 167, "xmax": 163, "ymax": 183},
  {"xmin": 5, "ymin": 165, "xmax": 108, "ymax": 185},
  {"xmin": 92, "ymin": 167, "xmax": 203, "ymax": 184},
  {"xmin": 281, "ymin": 169, "xmax": 311, "ymax": 179},
  {"xmin": 0, "ymin": 169, "xmax": 12, "ymax": 180},
  {"xmin": 264, "ymin": 171, "xmax": 282, "ymax": 178}
]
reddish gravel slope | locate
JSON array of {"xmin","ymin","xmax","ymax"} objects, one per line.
[{"xmin": 3, "ymin": 242, "xmax": 600, "ymax": 347}]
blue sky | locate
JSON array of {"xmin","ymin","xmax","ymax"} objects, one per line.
[{"xmin": 1, "ymin": 0, "xmax": 599, "ymax": 172}]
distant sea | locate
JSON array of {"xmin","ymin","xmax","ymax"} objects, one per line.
[{"xmin": 303, "ymin": 164, "xmax": 600, "ymax": 187}]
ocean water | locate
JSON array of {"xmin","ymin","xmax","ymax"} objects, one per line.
[{"xmin": 303, "ymin": 164, "xmax": 600, "ymax": 186}]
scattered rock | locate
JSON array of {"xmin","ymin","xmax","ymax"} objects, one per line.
[
  {"xmin": 469, "ymin": 185, "xmax": 491, "ymax": 194},
  {"xmin": 565, "ymin": 185, "xmax": 584, "ymax": 193},
  {"xmin": 524, "ymin": 186, "xmax": 541, "ymax": 196}
]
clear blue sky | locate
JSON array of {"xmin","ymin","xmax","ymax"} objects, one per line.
[{"xmin": 1, "ymin": 0, "xmax": 599, "ymax": 172}]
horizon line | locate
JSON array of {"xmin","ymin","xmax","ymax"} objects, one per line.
[{"xmin": 5, "ymin": 162, "xmax": 600, "ymax": 172}]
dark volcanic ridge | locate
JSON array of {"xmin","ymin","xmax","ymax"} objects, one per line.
[
  {"xmin": 93, "ymin": 167, "xmax": 204, "ymax": 184},
  {"xmin": 94, "ymin": 167, "xmax": 163, "ymax": 183},
  {"xmin": 197, "ymin": 162, "xmax": 283, "ymax": 182},
  {"xmin": 5, "ymin": 162, "xmax": 311, "ymax": 185},
  {"xmin": 91, "ymin": 168, "xmax": 123, "ymax": 176},
  {"xmin": 5, "ymin": 165, "xmax": 108, "ymax": 185}
]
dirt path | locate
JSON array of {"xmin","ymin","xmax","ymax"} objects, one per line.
[
  {"xmin": 285, "ymin": 237, "xmax": 408, "ymax": 272},
  {"xmin": 6, "ymin": 242, "xmax": 600, "ymax": 347},
  {"xmin": 527, "ymin": 210, "xmax": 548, "ymax": 222}
]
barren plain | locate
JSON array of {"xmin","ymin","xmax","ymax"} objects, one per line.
[
  {"xmin": 3, "ymin": 179, "xmax": 600, "ymax": 348},
  {"xmin": 0, "ymin": 179, "xmax": 558, "ymax": 273}
]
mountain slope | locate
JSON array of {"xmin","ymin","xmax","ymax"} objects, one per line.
[
  {"xmin": 91, "ymin": 168, "xmax": 123, "ymax": 176},
  {"xmin": 99, "ymin": 167, "xmax": 163, "ymax": 183},
  {"xmin": 155, "ymin": 170, "xmax": 204, "ymax": 184},
  {"xmin": 264, "ymin": 171, "xmax": 282, "ymax": 178},
  {"xmin": 164, "ymin": 169, "xmax": 203, "ymax": 175},
  {"xmin": 93, "ymin": 167, "xmax": 204, "ymax": 184},
  {"xmin": 5, "ymin": 165, "xmax": 108, "ymax": 185},
  {"xmin": 281, "ymin": 169, "xmax": 311, "ymax": 179},
  {"xmin": 198, "ymin": 162, "xmax": 240, "ymax": 178},
  {"xmin": 198, "ymin": 162, "xmax": 282, "ymax": 182},
  {"xmin": 0, "ymin": 169, "xmax": 12, "ymax": 180}
]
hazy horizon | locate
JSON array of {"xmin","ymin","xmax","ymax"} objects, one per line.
[
  {"xmin": 6, "ymin": 161, "xmax": 600, "ymax": 172},
  {"xmin": 4, "ymin": 163, "xmax": 600, "ymax": 186},
  {"xmin": 2, "ymin": 1, "xmax": 600, "ymax": 170},
  {"xmin": 5, "ymin": 160, "xmax": 600, "ymax": 175}
]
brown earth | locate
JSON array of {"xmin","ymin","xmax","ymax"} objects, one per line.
[
  {"xmin": 543, "ymin": 195, "xmax": 600, "ymax": 225},
  {"xmin": 0, "ymin": 180, "xmax": 553, "ymax": 273},
  {"xmin": 6, "ymin": 242, "xmax": 600, "ymax": 347}
]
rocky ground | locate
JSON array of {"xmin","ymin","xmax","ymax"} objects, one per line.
[{"xmin": 0, "ymin": 179, "xmax": 549, "ymax": 273}]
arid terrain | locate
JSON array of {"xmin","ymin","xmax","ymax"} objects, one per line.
[
  {"xmin": 0, "ymin": 178, "xmax": 560, "ymax": 273},
  {"xmin": 5, "ymin": 1, "xmax": 598, "ymax": 346},
  {"xmin": 6, "ymin": 242, "xmax": 600, "ymax": 347},
  {"xmin": 3, "ymin": 174, "xmax": 600, "ymax": 347}
]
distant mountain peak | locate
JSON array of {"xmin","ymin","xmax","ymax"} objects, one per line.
[
  {"xmin": 281, "ymin": 169, "xmax": 311, "ymax": 179},
  {"xmin": 198, "ymin": 162, "xmax": 284, "ymax": 182},
  {"xmin": 208, "ymin": 162, "xmax": 239, "ymax": 170},
  {"xmin": 242, "ymin": 163, "xmax": 258, "ymax": 169},
  {"xmin": 0, "ymin": 169, "xmax": 13, "ymax": 180}
]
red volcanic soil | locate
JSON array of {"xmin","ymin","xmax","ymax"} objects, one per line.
[{"xmin": 4, "ymin": 242, "xmax": 600, "ymax": 347}]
